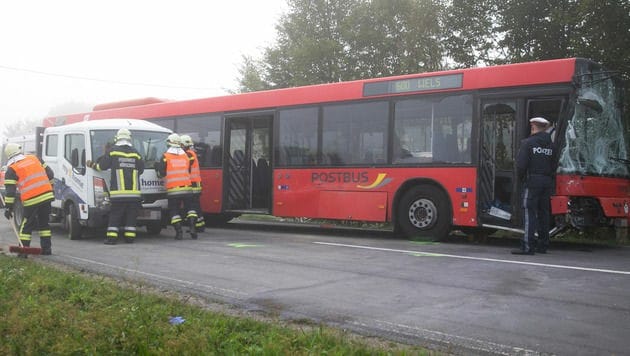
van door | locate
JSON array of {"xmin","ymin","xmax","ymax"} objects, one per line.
[
  {"xmin": 224, "ymin": 114, "xmax": 272, "ymax": 212},
  {"xmin": 61, "ymin": 132, "xmax": 88, "ymax": 216}
]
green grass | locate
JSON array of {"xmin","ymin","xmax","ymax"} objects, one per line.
[{"xmin": 0, "ymin": 256, "xmax": 428, "ymax": 355}]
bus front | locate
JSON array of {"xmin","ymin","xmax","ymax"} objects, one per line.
[{"xmin": 554, "ymin": 59, "xmax": 630, "ymax": 230}]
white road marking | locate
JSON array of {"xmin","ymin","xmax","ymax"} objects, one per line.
[
  {"xmin": 63, "ymin": 255, "xmax": 247, "ymax": 297},
  {"xmin": 314, "ymin": 242, "xmax": 630, "ymax": 276},
  {"xmin": 351, "ymin": 319, "xmax": 539, "ymax": 355}
]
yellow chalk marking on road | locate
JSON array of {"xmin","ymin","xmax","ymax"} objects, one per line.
[{"xmin": 228, "ymin": 243, "xmax": 261, "ymax": 248}]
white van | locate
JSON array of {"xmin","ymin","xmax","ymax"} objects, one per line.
[{"xmin": 42, "ymin": 119, "xmax": 172, "ymax": 239}]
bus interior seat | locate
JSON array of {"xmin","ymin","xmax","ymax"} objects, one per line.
[{"xmin": 363, "ymin": 151, "xmax": 375, "ymax": 164}]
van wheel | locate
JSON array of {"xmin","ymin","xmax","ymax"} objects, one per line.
[
  {"xmin": 12, "ymin": 200, "xmax": 23, "ymax": 229},
  {"xmin": 146, "ymin": 223, "xmax": 162, "ymax": 235},
  {"xmin": 65, "ymin": 203, "xmax": 82, "ymax": 240},
  {"xmin": 398, "ymin": 185, "xmax": 451, "ymax": 241}
]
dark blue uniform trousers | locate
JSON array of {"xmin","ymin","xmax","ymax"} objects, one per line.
[{"xmin": 522, "ymin": 186, "xmax": 552, "ymax": 252}]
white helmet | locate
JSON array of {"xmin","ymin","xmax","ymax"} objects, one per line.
[
  {"xmin": 167, "ymin": 133, "xmax": 181, "ymax": 147},
  {"xmin": 4, "ymin": 143, "xmax": 22, "ymax": 159},
  {"xmin": 115, "ymin": 128, "xmax": 132, "ymax": 142},
  {"xmin": 180, "ymin": 134, "xmax": 193, "ymax": 147}
]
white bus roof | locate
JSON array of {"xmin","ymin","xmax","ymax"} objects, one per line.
[{"xmin": 44, "ymin": 118, "xmax": 172, "ymax": 133}]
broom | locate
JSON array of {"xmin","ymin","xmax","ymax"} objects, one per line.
[{"xmin": 0, "ymin": 193, "xmax": 42, "ymax": 255}]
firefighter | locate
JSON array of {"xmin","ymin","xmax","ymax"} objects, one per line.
[
  {"xmin": 3, "ymin": 142, "xmax": 55, "ymax": 256},
  {"xmin": 155, "ymin": 133, "xmax": 197, "ymax": 240},
  {"xmin": 513, "ymin": 117, "xmax": 555, "ymax": 255},
  {"xmin": 87, "ymin": 128, "xmax": 145, "ymax": 245},
  {"xmin": 180, "ymin": 135, "xmax": 205, "ymax": 232}
]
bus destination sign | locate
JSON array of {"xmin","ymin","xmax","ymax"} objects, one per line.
[{"xmin": 363, "ymin": 73, "xmax": 463, "ymax": 97}]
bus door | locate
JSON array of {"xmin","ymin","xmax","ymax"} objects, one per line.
[
  {"xmin": 479, "ymin": 97, "xmax": 565, "ymax": 230},
  {"xmin": 479, "ymin": 99, "xmax": 520, "ymax": 227},
  {"xmin": 224, "ymin": 114, "xmax": 273, "ymax": 213}
]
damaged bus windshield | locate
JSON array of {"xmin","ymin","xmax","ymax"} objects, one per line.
[{"xmin": 558, "ymin": 64, "xmax": 629, "ymax": 178}]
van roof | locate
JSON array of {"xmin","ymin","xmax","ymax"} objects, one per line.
[{"xmin": 44, "ymin": 118, "xmax": 172, "ymax": 133}]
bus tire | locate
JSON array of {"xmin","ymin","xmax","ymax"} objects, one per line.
[
  {"xmin": 398, "ymin": 185, "xmax": 451, "ymax": 241},
  {"xmin": 65, "ymin": 202, "xmax": 82, "ymax": 240}
]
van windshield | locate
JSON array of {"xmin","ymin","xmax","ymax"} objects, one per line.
[{"xmin": 90, "ymin": 130, "xmax": 170, "ymax": 169}]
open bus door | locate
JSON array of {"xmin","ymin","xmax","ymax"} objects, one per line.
[
  {"xmin": 224, "ymin": 114, "xmax": 273, "ymax": 213},
  {"xmin": 479, "ymin": 99, "xmax": 521, "ymax": 230},
  {"xmin": 479, "ymin": 97, "xmax": 565, "ymax": 233}
]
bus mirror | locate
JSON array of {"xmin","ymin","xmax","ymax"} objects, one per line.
[{"xmin": 577, "ymin": 91, "xmax": 603, "ymax": 113}]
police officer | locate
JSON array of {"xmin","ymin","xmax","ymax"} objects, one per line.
[
  {"xmin": 513, "ymin": 117, "xmax": 555, "ymax": 255},
  {"xmin": 180, "ymin": 135, "xmax": 205, "ymax": 232},
  {"xmin": 155, "ymin": 133, "xmax": 197, "ymax": 240},
  {"xmin": 3, "ymin": 143, "xmax": 55, "ymax": 255},
  {"xmin": 87, "ymin": 128, "xmax": 145, "ymax": 244}
]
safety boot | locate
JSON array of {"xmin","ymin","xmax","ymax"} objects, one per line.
[
  {"xmin": 41, "ymin": 237, "xmax": 52, "ymax": 255},
  {"xmin": 174, "ymin": 223, "xmax": 183, "ymax": 240},
  {"xmin": 18, "ymin": 239, "xmax": 30, "ymax": 258},
  {"xmin": 189, "ymin": 218, "xmax": 197, "ymax": 240}
]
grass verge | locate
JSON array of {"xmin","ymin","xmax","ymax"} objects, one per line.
[{"xmin": 0, "ymin": 256, "xmax": 428, "ymax": 355}]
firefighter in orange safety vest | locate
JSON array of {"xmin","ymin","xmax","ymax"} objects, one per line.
[
  {"xmin": 3, "ymin": 142, "xmax": 55, "ymax": 256},
  {"xmin": 155, "ymin": 133, "xmax": 198, "ymax": 240},
  {"xmin": 180, "ymin": 135, "xmax": 205, "ymax": 232}
]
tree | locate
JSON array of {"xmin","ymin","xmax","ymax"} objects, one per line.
[
  {"xmin": 443, "ymin": 0, "xmax": 503, "ymax": 67},
  {"xmin": 236, "ymin": 55, "xmax": 271, "ymax": 93},
  {"xmin": 237, "ymin": 0, "xmax": 446, "ymax": 91},
  {"xmin": 1, "ymin": 118, "xmax": 41, "ymax": 138},
  {"xmin": 346, "ymin": 0, "xmax": 445, "ymax": 77}
]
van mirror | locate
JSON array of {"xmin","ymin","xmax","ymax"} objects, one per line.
[
  {"xmin": 71, "ymin": 148, "xmax": 79, "ymax": 167},
  {"xmin": 71, "ymin": 148, "xmax": 85, "ymax": 176}
]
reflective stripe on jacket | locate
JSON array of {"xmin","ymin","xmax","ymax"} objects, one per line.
[
  {"xmin": 95, "ymin": 145, "xmax": 144, "ymax": 202},
  {"xmin": 8, "ymin": 155, "xmax": 54, "ymax": 207},
  {"xmin": 164, "ymin": 152, "xmax": 192, "ymax": 196},
  {"xmin": 186, "ymin": 149, "xmax": 202, "ymax": 193}
]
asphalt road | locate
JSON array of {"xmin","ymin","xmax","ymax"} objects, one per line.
[{"xmin": 2, "ymin": 221, "xmax": 629, "ymax": 355}]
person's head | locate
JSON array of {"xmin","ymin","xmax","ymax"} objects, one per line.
[
  {"xmin": 115, "ymin": 128, "xmax": 132, "ymax": 143},
  {"xmin": 529, "ymin": 117, "xmax": 550, "ymax": 134},
  {"xmin": 180, "ymin": 135, "xmax": 193, "ymax": 149},
  {"xmin": 4, "ymin": 143, "xmax": 22, "ymax": 160},
  {"xmin": 167, "ymin": 133, "xmax": 181, "ymax": 148}
]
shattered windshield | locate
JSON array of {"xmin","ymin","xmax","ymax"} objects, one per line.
[
  {"xmin": 90, "ymin": 129, "xmax": 170, "ymax": 169},
  {"xmin": 558, "ymin": 66, "xmax": 629, "ymax": 178}
]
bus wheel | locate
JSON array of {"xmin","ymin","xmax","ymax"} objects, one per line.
[
  {"xmin": 398, "ymin": 185, "xmax": 451, "ymax": 241},
  {"xmin": 65, "ymin": 203, "xmax": 82, "ymax": 240}
]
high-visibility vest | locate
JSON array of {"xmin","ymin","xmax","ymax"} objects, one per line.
[
  {"xmin": 9, "ymin": 155, "xmax": 54, "ymax": 207},
  {"xmin": 163, "ymin": 152, "xmax": 192, "ymax": 196},
  {"xmin": 186, "ymin": 149, "xmax": 202, "ymax": 193}
]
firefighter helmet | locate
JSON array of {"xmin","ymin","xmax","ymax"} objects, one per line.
[
  {"xmin": 180, "ymin": 134, "xmax": 193, "ymax": 147},
  {"xmin": 115, "ymin": 128, "xmax": 132, "ymax": 142},
  {"xmin": 4, "ymin": 143, "xmax": 22, "ymax": 159},
  {"xmin": 166, "ymin": 133, "xmax": 181, "ymax": 147}
]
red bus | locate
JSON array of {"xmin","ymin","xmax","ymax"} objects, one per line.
[{"xmin": 43, "ymin": 58, "xmax": 630, "ymax": 240}]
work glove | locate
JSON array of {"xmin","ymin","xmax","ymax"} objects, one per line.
[
  {"xmin": 4, "ymin": 208, "xmax": 13, "ymax": 220},
  {"xmin": 86, "ymin": 160, "xmax": 95, "ymax": 169}
]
